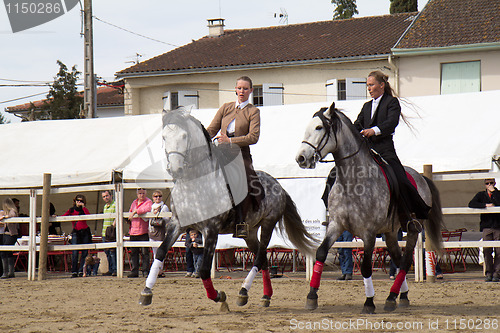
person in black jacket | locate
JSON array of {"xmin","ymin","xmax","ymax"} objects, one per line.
[
  {"xmin": 353, "ymin": 71, "xmax": 430, "ymax": 224},
  {"xmin": 468, "ymin": 178, "xmax": 500, "ymax": 282}
]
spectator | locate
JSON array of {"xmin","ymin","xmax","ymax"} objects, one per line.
[
  {"xmin": 127, "ymin": 188, "xmax": 153, "ymax": 278},
  {"xmin": 48, "ymin": 202, "xmax": 61, "ymax": 235},
  {"xmin": 82, "ymin": 254, "xmax": 100, "ymax": 277},
  {"xmin": 469, "ymin": 178, "xmax": 500, "ymax": 282},
  {"xmin": 336, "ymin": 231, "xmax": 354, "ymax": 281},
  {"xmin": 149, "ymin": 190, "xmax": 170, "ymax": 278},
  {"xmin": 0, "ymin": 198, "xmax": 20, "ymax": 279},
  {"xmin": 63, "ymin": 194, "xmax": 91, "ymax": 278},
  {"xmin": 101, "ymin": 190, "xmax": 117, "ymax": 276},
  {"xmin": 184, "ymin": 229, "xmax": 195, "ymax": 278},
  {"xmin": 185, "ymin": 229, "xmax": 203, "ymax": 278},
  {"xmin": 12, "ymin": 198, "xmax": 31, "ymax": 236}
]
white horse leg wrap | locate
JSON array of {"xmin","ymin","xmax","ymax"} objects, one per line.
[
  {"xmin": 145, "ymin": 259, "xmax": 163, "ymax": 289},
  {"xmin": 363, "ymin": 276, "xmax": 375, "ymax": 298},
  {"xmin": 242, "ymin": 266, "xmax": 259, "ymax": 291},
  {"xmin": 400, "ymin": 277, "xmax": 409, "ymax": 293}
]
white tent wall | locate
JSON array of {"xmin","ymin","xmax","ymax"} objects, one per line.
[{"xmin": 1, "ymin": 91, "xmax": 499, "ymax": 242}]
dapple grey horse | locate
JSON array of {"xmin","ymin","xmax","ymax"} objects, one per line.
[
  {"xmin": 296, "ymin": 103, "xmax": 443, "ymax": 313},
  {"xmin": 139, "ymin": 108, "xmax": 316, "ymax": 309}
]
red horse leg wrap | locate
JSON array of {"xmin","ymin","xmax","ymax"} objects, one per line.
[
  {"xmin": 262, "ymin": 269, "xmax": 273, "ymax": 297},
  {"xmin": 390, "ymin": 269, "xmax": 407, "ymax": 295},
  {"xmin": 310, "ymin": 261, "xmax": 324, "ymax": 289},
  {"xmin": 202, "ymin": 278, "xmax": 218, "ymax": 300}
]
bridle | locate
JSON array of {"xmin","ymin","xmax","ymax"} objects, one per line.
[{"xmin": 301, "ymin": 108, "xmax": 364, "ymax": 163}]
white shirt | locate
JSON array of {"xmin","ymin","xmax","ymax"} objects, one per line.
[
  {"xmin": 370, "ymin": 95, "xmax": 383, "ymax": 136},
  {"xmin": 227, "ymin": 100, "xmax": 250, "ymax": 135}
]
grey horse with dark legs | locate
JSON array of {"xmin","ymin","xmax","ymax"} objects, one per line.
[
  {"xmin": 139, "ymin": 108, "xmax": 316, "ymax": 309},
  {"xmin": 296, "ymin": 103, "xmax": 443, "ymax": 314}
]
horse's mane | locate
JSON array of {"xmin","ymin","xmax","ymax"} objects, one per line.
[
  {"xmin": 162, "ymin": 109, "xmax": 212, "ymax": 157},
  {"xmin": 318, "ymin": 105, "xmax": 364, "ymax": 147},
  {"xmin": 331, "ymin": 109, "xmax": 364, "ymax": 145}
]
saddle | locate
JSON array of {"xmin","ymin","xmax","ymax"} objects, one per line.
[{"xmin": 370, "ymin": 149, "xmax": 419, "ymax": 232}]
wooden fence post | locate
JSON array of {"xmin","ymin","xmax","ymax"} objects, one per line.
[{"xmin": 38, "ymin": 173, "xmax": 51, "ymax": 280}]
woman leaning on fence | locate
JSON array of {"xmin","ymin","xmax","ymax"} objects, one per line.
[{"xmin": 0, "ymin": 198, "xmax": 20, "ymax": 278}]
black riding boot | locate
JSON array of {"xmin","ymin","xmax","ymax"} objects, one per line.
[{"xmin": 233, "ymin": 204, "xmax": 248, "ymax": 239}]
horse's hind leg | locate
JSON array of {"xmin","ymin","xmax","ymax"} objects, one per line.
[
  {"xmin": 384, "ymin": 228, "xmax": 419, "ymax": 312},
  {"xmin": 306, "ymin": 227, "xmax": 341, "ymax": 310},
  {"xmin": 140, "ymin": 224, "xmax": 181, "ymax": 306}
]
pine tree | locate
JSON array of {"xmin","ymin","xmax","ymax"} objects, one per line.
[
  {"xmin": 331, "ymin": 0, "xmax": 358, "ymax": 20},
  {"xmin": 390, "ymin": 0, "xmax": 418, "ymax": 14},
  {"xmin": 40, "ymin": 60, "xmax": 83, "ymax": 120}
]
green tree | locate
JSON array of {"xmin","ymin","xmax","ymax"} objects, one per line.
[
  {"xmin": 0, "ymin": 111, "xmax": 10, "ymax": 124},
  {"xmin": 331, "ymin": 0, "xmax": 358, "ymax": 20},
  {"xmin": 390, "ymin": 0, "xmax": 417, "ymax": 14},
  {"xmin": 40, "ymin": 60, "xmax": 83, "ymax": 120}
]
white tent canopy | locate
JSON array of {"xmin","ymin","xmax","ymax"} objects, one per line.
[{"xmin": 1, "ymin": 90, "xmax": 500, "ymax": 189}]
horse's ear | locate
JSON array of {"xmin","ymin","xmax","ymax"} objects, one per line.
[{"xmin": 323, "ymin": 101, "xmax": 336, "ymax": 119}]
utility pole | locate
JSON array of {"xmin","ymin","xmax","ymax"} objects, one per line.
[{"xmin": 83, "ymin": 0, "xmax": 95, "ymax": 118}]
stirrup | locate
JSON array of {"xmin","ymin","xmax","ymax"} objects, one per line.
[
  {"xmin": 234, "ymin": 223, "xmax": 249, "ymax": 238},
  {"xmin": 406, "ymin": 214, "xmax": 423, "ymax": 233}
]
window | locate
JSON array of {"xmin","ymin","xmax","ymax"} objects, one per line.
[
  {"xmin": 252, "ymin": 83, "xmax": 283, "ymax": 106},
  {"xmin": 337, "ymin": 80, "xmax": 346, "ymax": 100},
  {"xmin": 441, "ymin": 61, "xmax": 481, "ymax": 95},
  {"xmin": 326, "ymin": 78, "xmax": 366, "ymax": 102},
  {"xmin": 253, "ymin": 86, "xmax": 263, "ymax": 106},
  {"xmin": 162, "ymin": 90, "xmax": 199, "ymax": 110}
]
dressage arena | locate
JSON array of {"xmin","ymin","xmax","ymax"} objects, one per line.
[{"xmin": 1, "ymin": 269, "xmax": 498, "ymax": 332}]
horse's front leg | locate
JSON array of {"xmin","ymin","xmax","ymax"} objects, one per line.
[
  {"xmin": 384, "ymin": 226, "xmax": 419, "ymax": 312},
  {"xmin": 139, "ymin": 223, "xmax": 181, "ymax": 306},
  {"xmin": 306, "ymin": 226, "xmax": 341, "ymax": 310},
  {"xmin": 237, "ymin": 222, "xmax": 274, "ymax": 307},
  {"xmin": 360, "ymin": 238, "xmax": 376, "ymax": 314},
  {"xmin": 199, "ymin": 227, "xmax": 227, "ymax": 308}
]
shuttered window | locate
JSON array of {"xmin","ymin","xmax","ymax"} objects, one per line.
[{"xmin": 441, "ymin": 61, "xmax": 481, "ymax": 95}]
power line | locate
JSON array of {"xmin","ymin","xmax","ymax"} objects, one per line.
[
  {"xmin": 93, "ymin": 16, "xmax": 179, "ymax": 48},
  {"xmin": 0, "ymin": 92, "xmax": 49, "ymax": 105}
]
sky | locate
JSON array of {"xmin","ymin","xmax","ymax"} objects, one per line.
[{"xmin": 0, "ymin": 0, "xmax": 429, "ymax": 122}]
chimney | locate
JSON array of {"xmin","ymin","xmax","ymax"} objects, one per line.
[{"xmin": 207, "ymin": 18, "xmax": 225, "ymax": 37}]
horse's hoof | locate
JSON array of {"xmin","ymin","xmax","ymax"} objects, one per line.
[
  {"xmin": 215, "ymin": 291, "xmax": 226, "ymax": 303},
  {"xmin": 260, "ymin": 295, "xmax": 271, "ymax": 307},
  {"xmin": 384, "ymin": 299, "xmax": 397, "ymax": 312},
  {"xmin": 305, "ymin": 298, "xmax": 318, "ymax": 310},
  {"xmin": 236, "ymin": 294, "xmax": 248, "ymax": 306},
  {"xmin": 139, "ymin": 288, "xmax": 153, "ymax": 306},
  {"xmin": 220, "ymin": 300, "xmax": 230, "ymax": 313},
  {"xmin": 361, "ymin": 305, "xmax": 376, "ymax": 314},
  {"xmin": 399, "ymin": 298, "xmax": 410, "ymax": 308},
  {"xmin": 236, "ymin": 288, "xmax": 248, "ymax": 306}
]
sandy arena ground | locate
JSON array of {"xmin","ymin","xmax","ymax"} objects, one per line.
[{"xmin": 0, "ymin": 269, "xmax": 499, "ymax": 333}]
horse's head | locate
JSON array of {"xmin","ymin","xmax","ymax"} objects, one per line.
[
  {"xmin": 296, "ymin": 102, "xmax": 340, "ymax": 169},
  {"xmin": 162, "ymin": 108, "xmax": 191, "ymax": 178}
]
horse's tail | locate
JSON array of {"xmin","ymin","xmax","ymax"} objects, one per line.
[
  {"xmin": 423, "ymin": 176, "xmax": 444, "ymax": 253},
  {"xmin": 280, "ymin": 191, "xmax": 318, "ymax": 257}
]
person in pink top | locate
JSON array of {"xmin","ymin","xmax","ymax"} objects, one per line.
[{"xmin": 127, "ymin": 188, "xmax": 153, "ymax": 278}]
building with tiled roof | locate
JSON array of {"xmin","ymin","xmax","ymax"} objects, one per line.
[
  {"xmin": 392, "ymin": 0, "xmax": 500, "ymax": 96},
  {"xmin": 116, "ymin": 14, "xmax": 417, "ymax": 115},
  {"xmin": 6, "ymin": 86, "xmax": 124, "ymax": 120},
  {"xmin": 116, "ymin": 0, "xmax": 500, "ymax": 115}
]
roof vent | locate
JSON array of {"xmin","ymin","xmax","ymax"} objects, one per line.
[{"xmin": 207, "ymin": 18, "xmax": 225, "ymax": 37}]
